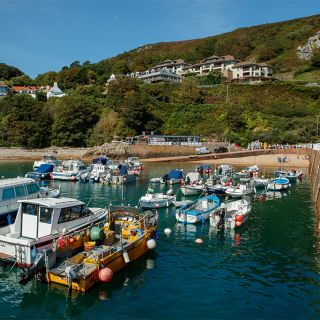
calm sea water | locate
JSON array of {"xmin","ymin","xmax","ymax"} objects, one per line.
[{"xmin": 0, "ymin": 161, "xmax": 319, "ymax": 320}]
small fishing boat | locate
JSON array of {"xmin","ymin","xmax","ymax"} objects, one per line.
[
  {"xmin": 39, "ymin": 185, "xmax": 61, "ymax": 198},
  {"xmin": 175, "ymin": 194, "xmax": 220, "ymax": 224},
  {"xmin": 206, "ymin": 183, "xmax": 229, "ymax": 196},
  {"xmin": 197, "ymin": 164, "xmax": 212, "ymax": 175},
  {"xmin": 25, "ymin": 164, "xmax": 54, "ymax": 180},
  {"xmin": 160, "ymin": 169, "xmax": 184, "ymax": 185},
  {"xmin": 125, "ymin": 157, "xmax": 143, "ymax": 170},
  {"xmin": 253, "ymin": 177, "xmax": 270, "ymax": 188},
  {"xmin": 181, "ymin": 172, "xmax": 204, "ymax": 196},
  {"xmin": 52, "ymin": 160, "xmax": 89, "ymax": 181},
  {"xmin": 33, "ymin": 155, "xmax": 61, "ymax": 170},
  {"xmin": 274, "ymin": 169, "xmax": 303, "ymax": 182},
  {"xmin": 139, "ymin": 189, "xmax": 175, "ymax": 208},
  {"xmin": 267, "ymin": 177, "xmax": 290, "ymax": 191},
  {"xmin": 209, "ymin": 198, "xmax": 251, "ymax": 229},
  {"xmin": 0, "ymin": 197, "xmax": 108, "ymax": 268},
  {"xmin": 235, "ymin": 165, "xmax": 259, "ymax": 178},
  {"xmin": 215, "ymin": 164, "xmax": 234, "ymax": 177},
  {"xmin": 225, "ymin": 183, "xmax": 256, "ymax": 198},
  {"xmin": 111, "ymin": 164, "xmax": 137, "ymax": 185},
  {"xmin": 26, "ymin": 205, "xmax": 158, "ymax": 293}
]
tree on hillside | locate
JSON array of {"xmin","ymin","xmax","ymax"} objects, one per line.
[
  {"xmin": 171, "ymin": 79, "xmax": 204, "ymax": 104},
  {"xmin": 0, "ymin": 63, "xmax": 24, "ymax": 80},
  {"xmin": 51, "ymin": 95, "xmax": 100, "ymax": 146},
  {"xmin": 311, "ymin": 49, "xmax": 320, "ymax": 68},
  {"xmin": 9, "ymin": 75, "xmax": 34, "ymax": 86}
]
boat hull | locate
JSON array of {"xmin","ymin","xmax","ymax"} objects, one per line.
[
  {"xmin": 181, "ymin": 185, "xmax": 203, "ymax": 196},
  {"xmin": 140, "ymin": 198, "xmax": 174, "ymax": 208}
]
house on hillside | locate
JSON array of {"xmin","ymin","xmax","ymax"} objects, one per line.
[
  {"xmin": 0, "ymin": 81, "xmax": 11, "ymax": 97},
  {"xmin": 231, "ymin": 61, "xmax": 275, "ymax": 83},
  {"xmin": 147, "ymin": 134, "xmax": 201, "ymax": 146},
  {"xmin": 106, "ymin": 73, "xmax": 125, "ymax": 84},
  {"xmin": 137, "ymin": 69, "xmax": 181, "ymax": 84},
  {"xmin": 151, "ymin": 59, "xmax": 191, "ymax": 74},
  {"xmin": 180, "ymin": 55, "xmax": 240, "ymax": 78},
  {"xmin": 46, "ymin": 82, "xmax": 66, "ymax": 98}
]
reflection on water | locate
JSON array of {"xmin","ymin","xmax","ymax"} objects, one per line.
[{"xmin": 0, "ymin": 162, "xmax": 319, "ymax": 319}]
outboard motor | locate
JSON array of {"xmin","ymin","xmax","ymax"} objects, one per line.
[{"xmin": 19, "ymin": 248, "xmax": 53, "ymax": 285}]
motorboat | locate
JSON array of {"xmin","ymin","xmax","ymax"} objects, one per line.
[
  {"xmin": 0, "ymin": 178, "xmax": 44, "ymax": 228},
  {"xmin": 23, "ymin": 205, "xmax": 158, "ymax": 293},
  {"xmin": 25, "ymin": 164, "xmax": 54, "ymax": 180},
  {"xmin": 52, "ymin": 160, "xmax": 89, "ymax": 181},
  {"xmin": 235, "ymin": 165, "xmax": 259, "ymax": 178},
  {"xmin": 173, "ymin": 199, "xmax": 194, "ymax": 208},
  {"xmin": 214, "ymin": 164, "xmax": 234, "ymax": 177},
  {"xmin": 253, "ymin": 177, "xmax": 270, "ymax": 188},
  {"xmin": 181, "ymin": 172, "xmax": 204, "ymax": 196},
  {"xmin": 206, "ymin": 183, "xmax": 229, "ymax": 196},
  {"xmin": 210, "ymin": 198, "xmax": 251, "ymax": 229},
  {"xmin": 139, "ymin": 189, "xmax": 175, "ymax": 209},
  {"xmin": 33, "ymin": 155, "xmax": 61, "ymax": 170},
  {"xmin": 175, "ymin": 194, "xmax": 220, "ymax": 224},
  {"xmin": 125, "ymin": 157, "xmax": 143, "ymax": 170},
  {"xmin": 0, "ymin": 197, "xmax": 108, "ymax": 268},
  {"xmin": 225, "ymin": 183, "xmax": 256, "ymax": 199},
  {"xmin": 274, "ymin": 169, "xmax": 303, "ymax": 182},
  {"xmin": 267, "ymin": 178, "xmax": 290, "ymax": 191},
  {"xmin": 160, "ymin": 169, "xmax": 184, "ymax": 185},
  {"xmin": 111, "ymin": 164, "xmax": 137, "ymax": 185},
  {"xmin": 197, "ymin": 164, "xmax": 212, "ymax": 175}
]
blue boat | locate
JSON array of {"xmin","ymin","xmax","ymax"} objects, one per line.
[
  {"xmin": 267, "ymin": 177, "xmax": 290, "ymax": 191},
  {"xmin": 160, "ymin": 169, "xmax": 184, "ymax": 185},
  {"xmin": 25, "ymin": 164, "xmax": 54, "ymax": 180},
  {"xmin": 175, "ymin": 194, "xmax": 220, "ymax": 224}
]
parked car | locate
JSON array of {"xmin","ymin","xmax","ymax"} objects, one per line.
[{"xmin": 195, "ymin": 147, "xmax": 210, "ymax": 155}]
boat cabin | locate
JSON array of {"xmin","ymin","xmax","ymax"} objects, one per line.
[
  {"xmin": 5, "ymin": 198, "xmax": 93, "ymax": 240},
  {"xmin": 0, "ymin": 178, "xmax": 41, "ymax": 227}
]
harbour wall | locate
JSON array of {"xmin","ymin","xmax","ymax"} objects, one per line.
[{"xmin": 308, "ymin": 149, "xmax": 320, "ymax": 231}]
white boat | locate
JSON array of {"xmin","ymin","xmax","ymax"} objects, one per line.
[
  {"xmin": 181, "ymin": 172, "xmax": 204, "ymax": 196},
  {"xmin": 274, "ymin": 169, "xmax": 303, "ymax": 182},
  {"xmin": 0, "ymin": 197, "xmax": 108, "ymax": 267},
  {"xmin": 225, "ymin": 183, "xmax": 256, "ymax": 198},
  {"xmin": 89, "ymin": 163, "xmax": 110, "ymax": 182},
  {"xmin": 267, "ymin": 178, "xmax": 290, "ymax": 191},
  {"xmin": 215, "ymin": 164, "xmax": 234, "ymax": 177},
  {"xmin": 33, "ymin": 155, "xmax": 61, "ymax": 170},
  {"xmin": 125, "ymin": 157, "xmax": 143, "ymax": 170},
  {"xmin": 0, "ymin": 178, "xmax": 44, "ymax": 228},
  {"xmin": 235, "ymin": 165, "xmax": 259, "ymax": 178},
  {"xmin": 175, "ymin": 194, "xmax": 220, "ymax": 224},
  {"xmin": 139, "ymin": 189, "xmax": 175, "ymax": 209},
  {"xmin": 210, "ymin": 199, "xmax": 251, "ymax": 229},
  {"xmin": 52, "ymin": 160, "xmax": 89, "ymax": 181},
  {"xmin": 253, "ymin": 177, "xmax": 270, "ymax": 188}
]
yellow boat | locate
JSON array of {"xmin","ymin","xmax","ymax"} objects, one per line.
[{"xmin": 44, "ymin": 205, "xmax": 158, "ymax": 293}]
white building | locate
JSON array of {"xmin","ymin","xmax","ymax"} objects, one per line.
[
  {"xmin": 231, "ymin": 61, "xmax": 275, "ymax": 83},
  {"xmin": 180, "ymin": 55, "xmax": 240, "ymax": 78},
  {"xmin": 46, "ymin": 82, "xmax": 66, "ymax": 99}
]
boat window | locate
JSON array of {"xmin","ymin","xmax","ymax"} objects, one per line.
[
  {"xmin": 40, "ymin": 207, "xmax": 53, "ymax": 224},
  {"xmin": 15, "ymin": 185, "xmax": 26, "ymax": 197},
  {"xmin": 26, "ymin": 183, "xmax": 39, "ymax": 195},
  {"xmin": 2, "ymin": 187, "xmax": 15, "ymax": 200},
  {"xmin": 22, "ymin": 203, "xmax": 38, "ymax": 216},
  {"xmin": 58, "ymin": 205, "xmax": 89, "ymax": 223}
]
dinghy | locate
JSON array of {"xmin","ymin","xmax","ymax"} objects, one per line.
[
  {"xmin": 267, "ymin": 177, "xmax": 290, "ymax": 191},
  {"xmin": 139, "ymin": 189, "xmax": 175, "ymax": 208}
]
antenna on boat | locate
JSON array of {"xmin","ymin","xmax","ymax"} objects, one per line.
[{"xmin": 86, "ymin": 198, "xmax": 92, "ymax": 210}]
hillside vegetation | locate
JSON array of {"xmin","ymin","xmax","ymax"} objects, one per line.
[{"xmin": 1, "ymin": 14, "xmax": 320, "ymax": 148}]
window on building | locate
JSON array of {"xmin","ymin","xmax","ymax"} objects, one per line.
[{"xmin": 2, "ymin": 187, "xmax": 15, "ymax": 200}]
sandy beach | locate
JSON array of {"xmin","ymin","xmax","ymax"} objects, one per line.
[{"xmin": 192, "ymin": 154, "xmax": 309, "ymax": 168}]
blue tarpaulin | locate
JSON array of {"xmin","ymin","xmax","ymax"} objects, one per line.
[
  {"xmin": 168, "ymin": 169, "xmax": 183, "ymax": 179},
  {"xmin": 118, "ymin": 164, "xmax": 128, "ymax": 176},
  {"xmin": 35, "ymin": 164, "xmax": 54, "ymax": 173}
]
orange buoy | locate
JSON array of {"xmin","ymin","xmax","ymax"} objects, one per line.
[{"xmin": 98, "ymin": 267, "xmax": 113, "ymax": 282}]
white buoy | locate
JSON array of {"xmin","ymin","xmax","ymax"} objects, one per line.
[
  {"xmin": 195, "ymin": 238, "xmax": 203, "ymax": 244},
  {"xmin": 164, "ymin": 228, "xmax": 172, "ymax": 236},
  {"xmin": 146, "ymin": 259, "xmax": 155, "ymax": 270},
  {"xmin": 147, "ymin": 239, "xmax": 156, "ymax": 249}
]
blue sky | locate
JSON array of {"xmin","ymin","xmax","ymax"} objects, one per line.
[{"xmin": 1, "ymin": 0, "xmax": 320, "ymax": 78}]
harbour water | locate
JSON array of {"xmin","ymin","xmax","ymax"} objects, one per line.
[{"xmin": 0, "ymin": 161, "xmax": 319, "ymax": 319}]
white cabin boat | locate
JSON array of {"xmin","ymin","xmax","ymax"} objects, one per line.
[
  {"xmin": 0, "ymin": 178, "xmax": 44, "ymax": 228},
  {"xmin": 225, "ymin": 183, "xmax": 256, "ymax": 199},
  {"xmin": 52, "ymin": 160, "xmax": 89, "ymax": 181},
  {"xmin": 0, "ymin": 197, "xmax": 108, "ymax": 267},
  {"xmin": 181, "ymin": 172, "xmax": 204, "ymax": 196}
]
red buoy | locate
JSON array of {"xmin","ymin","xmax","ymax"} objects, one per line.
[
  {"xmin": 235, "ymin": 215, "xmax": 243, "ymax": 222},
  {"xmin": 98, "ymin": 267, "xmax": 113, "ymax": 282}
]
